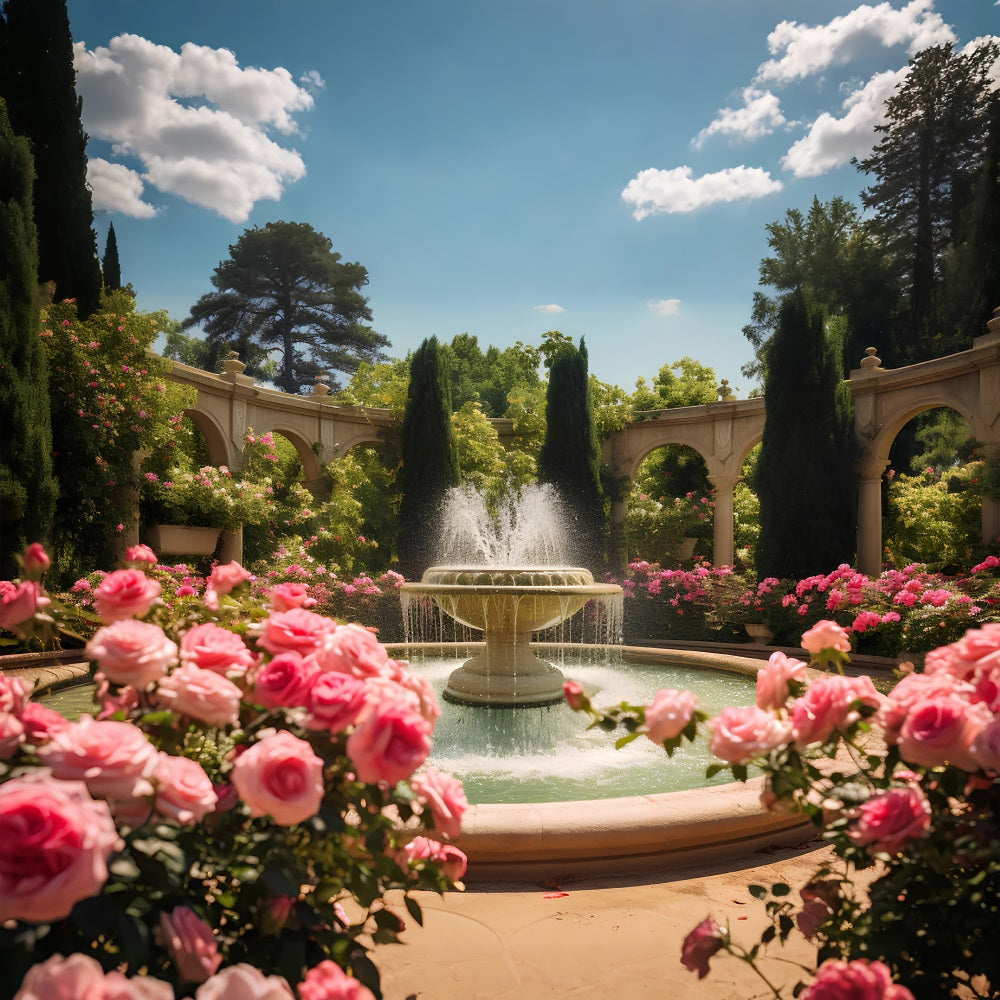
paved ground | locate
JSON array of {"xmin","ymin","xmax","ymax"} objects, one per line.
[{"xmin": 378, "ymin": 840, "xmax": 828, "ymax": 1000}]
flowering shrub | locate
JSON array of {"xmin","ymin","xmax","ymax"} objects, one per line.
[
  {"xmin": 570, "ymin": 620, "xmax": 1000, "ymax": 999},
  {"xmin": 0, "ymin": 545, "xmax": 467, "ymax": 998},
  {"xmin": 624, "ymin": 489, "xmax": 715, "ymax": 564}
]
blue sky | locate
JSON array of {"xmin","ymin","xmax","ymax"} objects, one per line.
[{"xmin": 66, "ymin": 0, "xmax": 997, "ymax": 395}]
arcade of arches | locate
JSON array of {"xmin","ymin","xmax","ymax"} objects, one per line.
[{"xmin": 156, "ymin": 311, "xmax": 1000, "ymax": 576}]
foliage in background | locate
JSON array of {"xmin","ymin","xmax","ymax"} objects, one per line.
[
  {"xmin": 41, "ymin": 291, "xmax": 176, "ymax": 583},
  {"xmin": 756, "ymin": 291, "xmax": 856, "ymax": 579},
  {"xmin": 0, "ymin": 0, "xmax": 102, "ymax": 317},
  {"xmin": 0, "ymin": 98, "xmax": 57, "ymax": 577}
]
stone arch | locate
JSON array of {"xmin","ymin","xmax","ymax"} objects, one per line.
[
  {"xmin": 182, "ymin": 406, "xmax": 233, "ymax": 468},
  {"xmin": 249, "ymin": 424, "xmax": 324, "ymax": 495}
]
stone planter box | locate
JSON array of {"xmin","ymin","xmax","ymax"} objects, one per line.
[{"xmin": 146, "ymin": 524, "xmax": 221, "ymax": 557}]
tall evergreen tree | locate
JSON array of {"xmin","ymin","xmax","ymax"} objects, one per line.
[
  {"xmin": 538, "ymin": 339, "xmax": 606, "ymax": 567},
  {"xmin": 102, "ymin": 222, "xmax": 121, "ymax": 291},
  {"xmin": 0, "ymin": 0, "xmax": 101, "ymax": 317},
  {"xmin": 755, "ymin": 290, "xmax": 855, "ymax": 581},
  {"xmin": 856, "ymin": 41, "xmax": 998, "ymax": 361},
  {"xmin": 0, "ymin": 99, "xmax": 57, "ymax": 576},
  {"xmin": 396, "ymin": 337, "xmax": 460, "ymax": 578}
]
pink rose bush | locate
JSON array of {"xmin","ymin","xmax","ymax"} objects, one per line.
[
  {"xmin": 568, "ymin": 620, "xmax": 1000, "ymax": 998},
  {"xmin": 0, "ymin": 545, "xmax": 465, "ymax": 1000}
]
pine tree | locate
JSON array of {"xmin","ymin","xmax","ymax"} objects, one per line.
[
  {"xmin": 0, "ymin": 98, "xmax": 57, "ymax": 576},
  {"xmin": 755, "ymin": 290, "xmax": 855, "ymax": 581},
  {"xmin": 102, "ymin": 222, "xmax": 121, "ymax": 291},
  {"xmin": 0, "ymin": 0, "xmax": 101, "ymax": 317},
  {"xmin": 538, "ymin": 339, "xmax": 606, "ymax": 567},
  {"xmin": 396, "ymin": 337, "xmax": 460, "ymax": 577},
  {"xmin": 856, "ymin": 41, "xmax": 998, "ymax": 360}
]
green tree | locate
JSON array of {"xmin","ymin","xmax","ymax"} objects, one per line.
[
  {"xmin": 755, "ymin": 290, "xmax": 855, "ymax": 580},
  {"xmin": 0, "ymin": 0, "xmax": 101, "ymax": 316},
  {"xmin": 0, "ymin": 98, "xmax": 57, "ymax": 575},
  {"xmin": 538, "ymin": 338, "xmax": 606, "ymax": 567},
  {"xmin": 184, "ymin": 222, "xmax": 389, "ymax": 394},
  {"xmin": 162, "ymin": 320, "xmax": 215, "ymax": 371},
  {"xmin": 856, "ymin": 41, "xmax": 999, "ymax": 360},
  {"xmin": 396, "ymin": 337, "xmax": 459, "ymax": 577},
  {"xmin": 102, "ymin": 222, "xmax": 121, "ymax": 291}
]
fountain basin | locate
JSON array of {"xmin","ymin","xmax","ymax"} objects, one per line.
[{"xmin": 401, "ymin": 566, "xmax": 623, "ymax": 706}]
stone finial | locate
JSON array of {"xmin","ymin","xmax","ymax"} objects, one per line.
[
  {"xmin": 860, "ymin": 347, "xmax": 882, "ymax": 371},
  {"xmin": 312, "ymin": 374, "xmax": 331, "ymax": 397},
  {"xmin": 223, "ymin": 351, "xmax": 247, "ymax": 376},
  {"xmin": 989, "ymin": 306, "xmax": 1000, "ymax": 337}
]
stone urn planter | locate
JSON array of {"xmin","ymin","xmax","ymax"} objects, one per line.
[
  {"xmin": 744, "ymin": 622, "xmax": 774, "ymax": 644},
  {"xmin": 146, "ymin": 524, "xmax": 221, "ymax": 557}
]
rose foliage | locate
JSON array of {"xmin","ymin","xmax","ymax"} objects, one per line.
[
  {"xmin": 569, "ymin": 620, "xmax": 1000, "ymax": 999},
  {"xmin": 0, "ymin": 545, "xmax": 467, "ymax": 999}
]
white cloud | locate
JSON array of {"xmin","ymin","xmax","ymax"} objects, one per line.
[
  {"xmin": 648, "ymin": 298, "xmax": 681, "ymax": 317},
  {"xmin": 693, "ymin": 87, "xmax": 787, "ymax": 148},
  {"xmin": 756, "ymin": 0, "xmax": 955, "ymax": 85},
  {"xmin": 86, "ymin": 158, "xmax": 158, "ymax": 218},
  {"xmin": 781, "ymin": 66, "xmax": 907, "ymax": 176},
  {"xmin": 74, "ymin": 34, "xmax": 316, "ymax": 221},
  {"xmin": 534, "ymin": 304, "xmax": 566, "ymax": 314},
  {"xmin": 622, "ymin": 165, "xmax": 782, "ymax": 219}
]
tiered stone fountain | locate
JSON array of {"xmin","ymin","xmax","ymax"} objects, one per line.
[{"xmin": 400, "ymin": 485, "xmax": 622, "ymax": 706}]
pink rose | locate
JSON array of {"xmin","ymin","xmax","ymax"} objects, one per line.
[
  {"xmin": 644, "ymin": 688, "xmax": 698, "ymax": 744},
  {"xmin": 124, "ymin": 543, "xmax": 159, "ymax": 565},
  {"xmin": 848, "ymin": 785, "xmax": 931, "ymax": 856},
  {"xmin": 269, "ymin": 582, "xmax": 315, "ymax": 611},
  {"xmin": 38, "ymin": 715, "xmax": 157, "ymax": 800},
  {"xmin": 382, "ymin": 660, "xmax": 441, "ymax": 722},
  {"xmin": 0, "ymin": 773, "xmax": 121, "ymax": 923},
  {"xmin": 298, "ymin": 960, "xmax": 376, "ymax": 1000},
  {"xmin": 14, "ymin": 953, "xmax": 174, "ymax": 1000},
  {"xmin": 156, "ymin": 664, "xmax": 243, "ymax": 728},
  {"xmin": 159, "ymin": 905, "xmax": 222, "ymax": 983},
  {"xmin": 257, "ymin": 608, "xmax": 333, "ymax": 656},
  {"xmin": 0, "ymin": 711, "xmax": 25, "ymax": 758},
  {"xmin": 563, "ymin": 679, "xmax": 586, "ymax": 710},
  {"xmin": 411, "ymin": 768, "xmax": 468, "ymax": 839},
  {"xmin": 792, "ymin": 675, "xmax": 884, "ymax": 748},
  {"xmin": 680, "ymin": 915, "xmax": 725, "ymax": 979},
  {"xmin": 346, "ymin": 695, "xmax": 433, "ymax": 785},
  {"xmin": 801, "ymin": 619, "xmax": 852, "ymax": 655},
  {"xmin": 180, "ymin": 622, "xmax": 257, "ymax": 679},
  {"xmin": 971, "ymin": 716, "xmax": 1000, "ymax": 771},
  {"xmin": 315, "ymin": 623, "xmax": 390, "ymax": 678},
  {"xmin": 709, "ymin": 705, "xmax": 792, "ymax": 764},
  {"xmin": 207, "ymin": 560, "xmax": 252, "ymax": 596},
  {"xmin": 755, "ymin": 651, "xmax": 808, "ymax": 710},
  {"xmin": 796, "ymin": 897, "xmax": 830, "ymax": 940},
  {"xmin": 18, "ymin": 701, "xmax": 70, "ymax": 744},
  {"xmin": 153, "ymin": 753, "xmax": 218, "ymax": 824},
  {"xmin": 398, "ymin": 835, "xmax": 468, "ymax": 882},
  {"xmin": 231, "ymin": 730, "xmax": 325, "ymax": 826},
  {"xmin": 93, "ymin": 568, "xmax": 161, "ymax": 623},
  {"xmin": 0, "ymin": 670, "xmax": 29, "ymax": 713},
  {"xmin": 251, "ymin": 652, "xmax": 320, "ymax": 710},
  {"xmin": 194, "ymin": 964, "xmax": 295, "ymax": 1000},
  {"xmin": 925, "ymin": 623, "xmax": 1000, "ymax": 683},
  {"xmin": 86, "ymin": 619, "xmax": 178, "ymax": 689},
  {"xmin": 0, "ymin": 580, "xmax": 38, "ymax": 633},
  {"xmin": 304, "ymin": 670, "xmax": 369, "ymax": 732},
  {"xmin": 801, "ymin": 958, "xmax": 915, "ymax": 1000},
  {"xmin": 22, "ymin": 542, "xmax": 50, "ymax": 578},
  {"xmin": 896, "ymin": 695, "xmax": 990, "ymax": 772}
]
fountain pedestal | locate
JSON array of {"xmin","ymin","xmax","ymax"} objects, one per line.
[{"xmin": 401, "ymin": 566, "xmax": 622, "ymax": 706}]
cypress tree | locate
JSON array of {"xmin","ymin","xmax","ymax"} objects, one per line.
[
  {"xmin": 396, "ymin": 337, "xmax": 459, "ymax": 578},
  {"xmin": 0, "ymin": 98, "xmax": 57, "ymax": 576},
  {"xmin": 755, "ymin": 290, "xmax": 855, "ymax": 581},
  {"xmin": 538, "ymin": 339, "xmax": 606, "ymax": 567},
  {"xmin": 0, "ymin": 0, "xmax": 101, "ymax": 317},
  {"xmin": 102, "ymin": 222, "xmax": 122, "ymax": 291}
]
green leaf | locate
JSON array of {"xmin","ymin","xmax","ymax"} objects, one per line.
[
  {"xmin": 771, "ymin": 883, "xmax": 791, "ymax": 897},
  {"xmin": 614, "ymin": 731, "xmax": 641, "ymax": 750},
  {"xmin": 748, "ymin": 884, "xmax": 767, "ymax": 899},
  {"xmin": 404, "ymin": 894, "xmax": 424, "ymax": 927}
]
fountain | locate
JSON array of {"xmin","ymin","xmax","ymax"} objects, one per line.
[{"xmin": 399, "ymin": 485, "xmax": 623, "ymax": 705}]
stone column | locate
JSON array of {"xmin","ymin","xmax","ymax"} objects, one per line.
[
  {"xmin": 856, "ymin": 456, "xmax": 887, "ymax": 576},
  {"xmin": 609, "ymin": 495, "xmax": 628, "ymax": 574},
  {"xmin": 219, "ymin": 527, "xmax": 243, "ymax": 565},
  {"xmin": 707, "ymin": 473, "xmax": 738, "ymax": 568}
]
